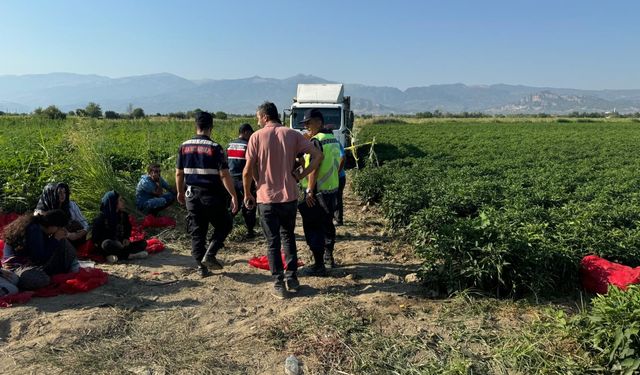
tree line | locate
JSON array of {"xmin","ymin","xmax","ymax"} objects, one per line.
[{"xmin": 0, "ymin": 103, "xmax": 231, "ymax": 121}]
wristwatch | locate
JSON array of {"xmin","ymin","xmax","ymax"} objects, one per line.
[{"xmin": 305, "ymin": 188, "xmax": 313, "ymax": 194}]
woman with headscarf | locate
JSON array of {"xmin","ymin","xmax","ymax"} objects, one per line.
[
  {"xmin": 92, "ymin": 191, "xmax": 148, "ymax": 263},
  {"xmin": 34, "ymin": 182, "xmax": 89, "ymax": 244},
  {"xmin": 1, "ymin": 209, "xmax": 80, "ymax": 290}
]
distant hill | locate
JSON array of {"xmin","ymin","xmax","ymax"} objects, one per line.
[{"xmin": 0, "ymin": 72, "xmax": 639, "ymax": 114}]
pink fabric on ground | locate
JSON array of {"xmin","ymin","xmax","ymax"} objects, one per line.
[{"xmin": 580, "ymin": 255, "xmax": 640, "ymax": 294}]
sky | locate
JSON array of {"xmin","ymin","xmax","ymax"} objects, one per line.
[{"xmin": 1, "ymin": 0, "xmax": 639, "ymax": 90}]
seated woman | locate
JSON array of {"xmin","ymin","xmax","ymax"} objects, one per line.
[
  {"xmin": 34, "ymin": 182, "xmax": 89, "ymax": 245},
  {"xmin": 92, "ymin": 191, "xmax": 148, "ymax": 263},
  {"xmin": 135, "ymin": 163, "xmax": 176, "ymax": 215},
  {"xmin": 1, "ymin": 209, "xmax": 80, "ymax": 290}
]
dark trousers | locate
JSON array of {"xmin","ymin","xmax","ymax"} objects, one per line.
[
  {"xmin": 15, "ymin": 239, "xmax": 78, "ymax": 290},
  {"xmin": 257, "ymin": 201, "xmax": 298, "ymax": 283},
  {"xmin": 186, "ymin": 186, "xmax": 233, "ymax": 264},
  {"xmin": 100, "ymin": 239, "xmax": 147, "ymax": 259},
  {"xmin": 298, "ymin": 192, "xmax": 337, "ymax": 265},
  {"xmin": 232, "ymin": 177, "xmax": 257, "ymax": 233},
  {"xmin": 334, "ymin": 175, "xmax": 346, "ymax": 224}
]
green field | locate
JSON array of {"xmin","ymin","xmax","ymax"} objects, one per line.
[
  {"xmin": 0, "ymin": 116, "xmax": 247, "ymax": 215},
  {"xmin": 353, "ymin": 118, "xmax": 640, "ymax": 296},
  {"xmin": 349, "ymin": 118, "xmax": 640, "ymax": 373},
  {"xmin": 2, "ymin": 116, "xmax": 640, "ymax": 373}
]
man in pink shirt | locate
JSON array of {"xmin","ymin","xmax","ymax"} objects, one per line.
[{"xmin": 243, "ymin": 102, "xmax": 323, "ymax": 299}]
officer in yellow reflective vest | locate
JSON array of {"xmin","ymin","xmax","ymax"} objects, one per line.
[{"xmin": 297, "ymin": 109, "xmax": 341, "ymax": 276}]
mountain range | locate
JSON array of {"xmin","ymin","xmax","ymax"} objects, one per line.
[{"xmin": 1, "ymin": 73, "xmax": 639, "ymax": 115}]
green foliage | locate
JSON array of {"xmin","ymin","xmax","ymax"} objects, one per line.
[
  {"xmin": 186, "ymin": 109, "xmax": 203, "ymax": 118},
  {"xmin": 104, "ymin": 110, "xmax": 119, "ymax": 119},
  {"xmin": 131, "ymin": 108, "xmax": 145, "ymax": 119},
  {"xmin": 577, "ymin": 285, "xmax": 640, "ymax": 374},
  {"xmin": 353, "ymin": 120, "xmax": 640, "ymax": 296},
  {"xmin": 214, "ymin": 111, "xmax": 228, "ymax": 120},
  {"xmin": 34, "ymin": 105, "xmax": 66, "ymax": 120},
  {"xmin": 85, "ymin": 102, "xmax": 102, "ymax": 118},
  {"xmin": 0, "ymin": 116, "xmax": 248, "ymax": 216}
]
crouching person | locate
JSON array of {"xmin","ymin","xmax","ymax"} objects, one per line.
[
  {"xmin": 1, "ymin": 210, "xmax": 80, "ymax": 290},
  {"xmin": 92, "ymin": 191, "xmax": 148, "ymax": 263},
  {"xmin": 136, "ymin": 163, "xmax": 177, "ymax": 215}
]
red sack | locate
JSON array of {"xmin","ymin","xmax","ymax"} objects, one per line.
[
  {"xmin": 0, "ymin": 291, "xmax": 34, "ymax": 308},
  {"xmin": 0, "ymin": 239, "xmax": 4, "ymax": 258},
  {"xmin": 76, "ymin": 240, "xmax": 95, "ymax": 258},
  {"xmin": 248, "ymin": 252, "xmax": 304, "ymax": 271},
  {"xmin": 75, "ymin": 240, "xmax": 106, "ymax": 263},
  {"xmin": 142, "ymin": 215, "xmax": 176, "ymax": 228},
  {"xmin": 1, "ymin": 268, "xmax": 109, "ymax": 308},
  {"xmin": 580, "ymin": 255, "xmax": 640, "ymax": 294},
  {"xmin": 145, "ymin": 238, "xmax": 165, "ymax": 253},
  {"xmin": 129, "ymin": 229, "xmax": 146, "ymax": 242},
  {"xmin": 34, "ymin": 268, "xmax": 108, "ymax": 297},
  {"xmin": 62, "ymin": 268, "xmax": 109, "ymax": 293}
]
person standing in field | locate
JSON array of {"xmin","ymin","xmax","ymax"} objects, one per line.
[
  {"xmin": 135, "ymin": 163, "xmax": 177, "ymax": 215},
  {"xmin": 176, "ymin": 111, "xmax": 239, "ymax": 278},
  {"xmin": 226, "ymin": 123, "xmax": 257, "ymax": 239},
  {"xmin": 243, "ymin": 102, "xmax": 323, "ymax": 299},
  {"xmin": 297, "ymin": 109, "xmax": 342, "ymax": 275}
]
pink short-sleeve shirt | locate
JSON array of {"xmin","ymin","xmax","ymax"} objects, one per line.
[{"xmin": 245, "ymin": 122, "xmax": 314, "ymax": 204}]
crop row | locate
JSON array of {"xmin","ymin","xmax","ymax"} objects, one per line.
[{"xmin": 352, "ymin": 120, "xmax": 640, "ymax": 295}]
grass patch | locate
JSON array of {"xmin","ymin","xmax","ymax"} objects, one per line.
[
  {"xmin": 262, "ymin": 295, "xmax": 594, "ymax": 374},
  {"xmin": 24, "ymin": 308, "xmax": 247, "ymax": 375},
  {"xmin": 67, "ymin": 128, "xmax": 138, "ymax": 218}
]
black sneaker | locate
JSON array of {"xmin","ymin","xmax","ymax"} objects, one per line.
[
  {"xmin": 246, "ymin": 230, "xmax": 256, "ymax": 239},
  {"xmin": 271, "ymin": 284, "xmax": 288, "ymax": 299},
  {"xmin": 197, "ymin": 264, "xmax": 212, "ymax": 278},
  {"xmin": 201, "ymin": 254, "xmax": 224, "ymax": 270},
  {"xmin": 299, "ymin": 265, "xmax": 328, "ymax": 277},
  {"xmin": 286, "ymin": 277, "xmax": 300, "ymax": 293}
]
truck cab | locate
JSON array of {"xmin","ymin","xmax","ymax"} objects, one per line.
[{"xmin": 287, "ymin": 84, "xmax": 354, "ymax": 147}]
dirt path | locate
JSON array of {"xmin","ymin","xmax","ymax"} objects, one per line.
[{"xmin": 0, "ymin": 186, "xmax": 428, "ymax": 374}]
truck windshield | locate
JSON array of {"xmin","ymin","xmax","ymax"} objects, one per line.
[{"xmin": 291, "ymin": 108, "xmax": 342, "ymax": 130}]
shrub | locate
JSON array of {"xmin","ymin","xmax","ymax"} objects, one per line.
[
  {"xmin": 34, "ymin": 105, "xmax": 66, "ymax": 120},
  {"xmin": 104, "ymin": 111, "xmax": 120, "ymax": 119},
  {"xmin": 85, "ymin": 102, "xmax": 102, "ymax": 118},
  {"xmin": 132, "ymin": 108, "xmax": 145, "ymax": 119},
  {"xmin": 577, "ymin": 285, "xmax": 640, "ymax": 374}
]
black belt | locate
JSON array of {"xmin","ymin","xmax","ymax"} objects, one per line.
[{"xmin": 186, "ymin": 185, "xmax": 218, "ymax": 196}]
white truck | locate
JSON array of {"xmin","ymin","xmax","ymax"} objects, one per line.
[{"xmin": 285, "ymin": 83, "xmax": 354, "ymax": 147}]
